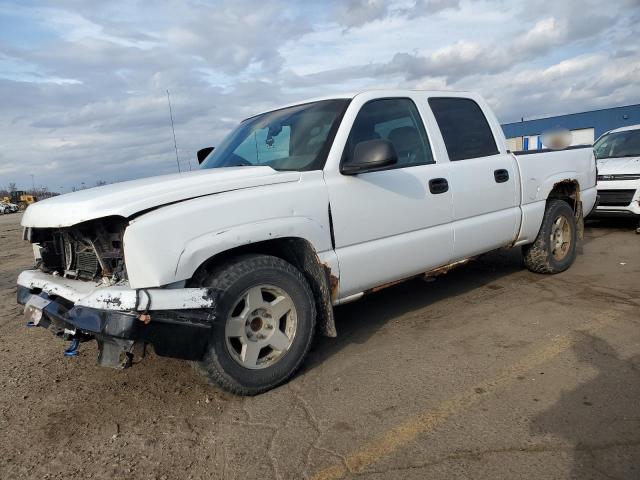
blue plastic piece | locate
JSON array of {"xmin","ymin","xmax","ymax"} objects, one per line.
[
  {"xmin": 64, "ymin": 338, "xmax": 80, "ymax": 357},
  {"xmin": 25, "ymin": 321, "xmax": 37, "ymax": 328}
]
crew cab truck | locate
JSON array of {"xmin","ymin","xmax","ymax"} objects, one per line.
[{"xmin": 18, "ymin": 90, "xmax": 597, "ymax": 395}]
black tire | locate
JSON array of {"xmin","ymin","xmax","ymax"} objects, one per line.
[
  {"xmin": 197, "ymin": 254, "xmax": 316, "ymax": 395},
  {"xmin": 523, "ymin": 199, "xmax": 577, "ymax": 274}
]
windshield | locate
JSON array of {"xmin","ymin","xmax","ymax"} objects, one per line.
[
  {"xmin": 594, "ymin": 129, "xmax": 640, "ymax": 159},
  {"xmin": 200, "ymin": 99, "xmax": 349, "ymax": 171}
]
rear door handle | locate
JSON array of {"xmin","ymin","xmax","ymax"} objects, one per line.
[
  {"xmin": 428, "ymin": 178, "xmax": 449, "ymax": 194},
  {"xmin": 494, "ymin": 169, "xmax": 509, "ymax": 183}
]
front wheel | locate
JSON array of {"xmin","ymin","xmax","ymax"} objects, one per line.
[
  {"xmin": 523, "ymin": 199, "xmax": 578, "ymax": 274},
  {"xmin": 197, "ymin": 254, "xmax": 316, "ymax": 395}
]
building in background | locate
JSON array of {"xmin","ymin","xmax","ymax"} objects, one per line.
[{"xmin": 501, "ymin": 104, "xmax": 640, "ymax": 152}]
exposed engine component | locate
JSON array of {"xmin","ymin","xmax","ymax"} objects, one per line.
[{"xmin": 27, "ymin": 217, "xmax": 127, "ymax": 282}]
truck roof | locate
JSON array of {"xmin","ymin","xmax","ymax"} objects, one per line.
[{"xmin": 244, "ymin": 89, "xmax": 474, "ymax": 121}]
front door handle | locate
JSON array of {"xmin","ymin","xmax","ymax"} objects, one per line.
[
  {"xmin": 428, "ymin": 178, "xmax": 449, "ymax": 194},
  {"xmin": 494, "ymin": 169, "xmax": 509, "ymax": 183}
]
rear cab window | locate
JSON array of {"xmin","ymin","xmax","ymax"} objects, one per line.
[{"xmin": 428, "ymin": 97, "xmax": 499, "ymax": 161}]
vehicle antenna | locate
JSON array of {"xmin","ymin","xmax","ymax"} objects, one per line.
[{"xmin": 167, "ymin": 89, "xmax": 182, "ymax": 173}]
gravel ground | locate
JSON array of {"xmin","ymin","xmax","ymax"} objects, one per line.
[{"xmin": 1, "ymin": 211, "xmax": 639, "ymax": 480}]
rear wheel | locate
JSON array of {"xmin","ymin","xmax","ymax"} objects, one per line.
[
  {"xmin": 197, "ymin": 254, "xmax": 316, "ymax": 395},
  {"xmin": 523, "ymin": 199, "xmax": 577, "ymax": 274}
]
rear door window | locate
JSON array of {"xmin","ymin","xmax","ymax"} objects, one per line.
[{"xmin": 428, "ymin": 97, "xmax": 499, "ymax": 161}]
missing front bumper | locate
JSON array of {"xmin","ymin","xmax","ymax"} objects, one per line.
[{"xmin": 18, "ymin": 286, "xmax": 217, "ymax": 367}]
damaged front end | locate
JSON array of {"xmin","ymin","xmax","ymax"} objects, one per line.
[
  {"xmin": 18, "ymin": 217, "xmax": 218, "ymax": 368},
  {"xmin": 25, "ymin": 216, "xmax": 128, "ymax": 284}
]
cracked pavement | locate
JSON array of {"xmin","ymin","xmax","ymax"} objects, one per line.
[{"xmin": 1, "ymin": 213, "xmax": 639, "ymax": 479}]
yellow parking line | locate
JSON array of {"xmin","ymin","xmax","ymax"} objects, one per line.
[{"xmin": 311, "ymin": 311, "xmax": 621, "ymax": 480}]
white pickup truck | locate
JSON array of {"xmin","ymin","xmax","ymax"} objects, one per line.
[{"xmin": 18, "ymin": 90, "xmax": 597, "ymax": 395}]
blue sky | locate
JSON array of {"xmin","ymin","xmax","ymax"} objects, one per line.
[{"xmin": 1, "ymin": 0, "xmax": 639, "ymax": 192}]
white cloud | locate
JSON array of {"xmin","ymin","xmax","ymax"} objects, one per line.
[
  {"xmin": 514, "ymin": 17, "xmax": 565, "ymax": 54},
  {"xmin": 0, "ymin": 53, "xmax": 82, "ymax": 85},
  {"xmin": 336, "ymin": 0, "xmax": 389, "ymax": 28}
]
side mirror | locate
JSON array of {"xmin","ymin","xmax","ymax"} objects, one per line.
[
  {"xmin": 197, "ymin": 147, "xmax": 214, "ymax": 164},
  {"xmin": 342, "ymin": 139, "xmax": 398, "ymax": 175}
]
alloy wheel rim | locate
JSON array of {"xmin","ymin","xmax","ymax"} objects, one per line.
[
  {"xmin": 224, "ymin": 284, "xmax": 297, "ymax": 370},
  {"xmin": 550, "ymin": 214, "xmax": 572, "ymax": 261}
]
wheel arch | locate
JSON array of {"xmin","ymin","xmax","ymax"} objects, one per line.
[
  {"xmin": 546, "ymin": 178, "xmax": 584, "ymax": 239},
  {"xmin": 188, "ymin": 237, "xmax": 338, "ymax": 338}
]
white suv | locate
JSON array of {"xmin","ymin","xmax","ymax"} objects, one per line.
[{"xmin": 592, "ymin": 125, "xmax": 640, "ymax": 233}]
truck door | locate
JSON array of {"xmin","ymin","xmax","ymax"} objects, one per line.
[
  {"xmin": 427, "ymin": 97, "xmax": 520, "ymax": 260},
  {"xmin": 326, "ymin": 96, "xmax": 454, "ymax": 298}
]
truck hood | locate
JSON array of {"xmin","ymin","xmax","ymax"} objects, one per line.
[
  {"xmin": 22, "ymin": 167, "xmax": 301, "ymax": 228},
  {"xmin": 596, "ymin": 156, "xmax": 640, "ymax": 175}
]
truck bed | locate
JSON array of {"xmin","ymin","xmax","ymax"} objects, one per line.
[{"xmin": 512, "ymin": 145, "xmax": 597, "ymax": 245}]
